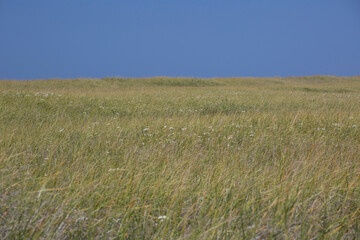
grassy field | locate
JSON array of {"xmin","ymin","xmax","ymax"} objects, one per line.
[{"xmin": 1, "ymin": 76, "xmax": 360, "ymax": 239}]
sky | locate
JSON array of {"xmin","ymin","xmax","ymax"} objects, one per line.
[{"xmin": 0, "ymin": 0, "xmax": 359, "ymax": 80}]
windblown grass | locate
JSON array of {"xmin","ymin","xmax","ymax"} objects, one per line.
[{"xmin": 1, "ymin": 76, "xmax": 360, "ymax": 239}]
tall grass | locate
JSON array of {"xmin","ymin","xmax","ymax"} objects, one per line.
[{"xmin": 1, "ymin": 76, "xmax": 360, "ymax": 239}]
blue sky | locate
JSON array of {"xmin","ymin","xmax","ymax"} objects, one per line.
[{"xmin": 0, "ymin": 0, "xmax": 359, "ymax": 79}]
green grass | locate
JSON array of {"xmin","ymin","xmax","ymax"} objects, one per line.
[{"xmin": 1, "ymin": 76, "xmax": 360, "ymax": 239}]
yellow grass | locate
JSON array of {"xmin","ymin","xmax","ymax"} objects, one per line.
[{"xmin": 0, "ymin": 76, "xmax": 359, "ymax": 239}]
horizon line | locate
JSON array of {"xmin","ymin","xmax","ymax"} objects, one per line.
[{"xmin": 1, "ymin": 75, "xmax": 360, "ymax": 81}]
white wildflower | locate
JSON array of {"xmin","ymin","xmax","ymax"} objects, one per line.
[
  {"xmin": 158, "ymin": 216, "xmax": 169, "ymax": 222},
  {"xmin": 76, "ymin": 216, "xmax": 88, "ymax": 222}
]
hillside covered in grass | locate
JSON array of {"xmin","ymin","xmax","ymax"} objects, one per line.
[{"xmin": 1, "ymin": 76, "xmax": 360, "ymax": 239}]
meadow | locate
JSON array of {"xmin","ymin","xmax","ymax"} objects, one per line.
[{"xmin": 0, "ymin": 76, "xmax": 359, "ymax": 239}]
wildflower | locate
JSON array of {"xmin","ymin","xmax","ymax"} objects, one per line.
[
  {"xmin": 76, "ymin": 216, "xmax": 88, "ymax": 222},
  {"xmin": 181, "ymin": 128, "xmax": 187, "ymax": 131},
  {"xmin": 143, "ymin": 128, "xmax": 149, "ymax": 131},
  {"xmin": 158, "ymin": 216, "xmax": 169, "ymax": 222}
]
